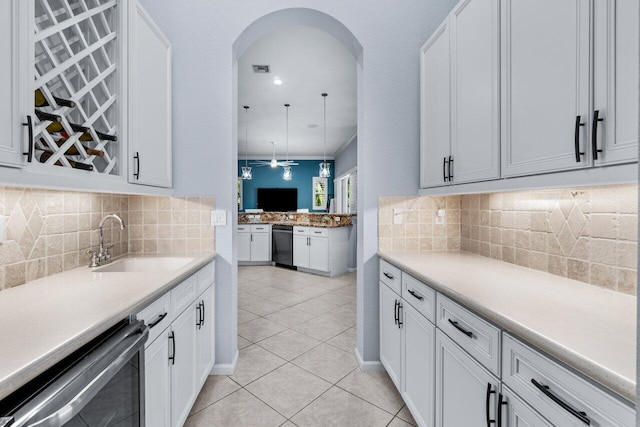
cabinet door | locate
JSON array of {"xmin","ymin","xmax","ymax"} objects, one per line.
[
  {"xmin": 449, "ymin": 0, "xmax": 500, "ymax": 184},
  {"xmin": 238, "ymin": 232, "xmax": 251, "ymax": 262},
  {"xmin": 379, "ymin": 282, "xmax": 402, "ymax": 390},
  {"xmin": 402, "ymin": 302, "xmax": 435, "ymax": 427},
  {"xmin": 420, "ymin": 20, "xmax": 451, "ymax": 188},
  {"xmin": 435, "ymin": 330, "xmax": 498, "ymax": 427},
  {"xmin": 309, "ymin": 236, "xmax": 329, "ymax": 272},
  {"xmin": 170, "ymin": 304, "xmax": 198, "ymax": 427},
  {"xmin": 500, "ymin": 386, "xmax": 553, "ymax": 427},
  {"xmin": 144, "ymin": 331, "xmax": 171, "ymax": 427},
  {"xmin": 501, "ymin": 0, "xmax": 591, "ymax": 177},
  {"xmin": 128, "ymin": 2, "xmax": 172, "ymax": 188},
  {"xmin": 250, "ymin": 232, "xmax": 270, "ymax": 262},
  {"xmin": 0, "ymin": 0, "xmax": 30, "ymax": 168},
  {"xmin": 593, "ymin": 0, "xmax": 639, "ymax": 165},
  {"xmin": 196, "ymin": 285, "xmax": 215, "ymax": 388},
  {"xmin": 293, "ymin": 234, "xmax": 310, "ymax": 269}
]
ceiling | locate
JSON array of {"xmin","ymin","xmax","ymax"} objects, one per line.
[{"xmin": 238, "ymin": 26, "xmax": 357, "ymax": 159}]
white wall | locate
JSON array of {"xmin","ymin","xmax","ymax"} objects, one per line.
[
  {"xmin": 335, "ymin": 137, "xmax": 357, "ymax": 178},
  {"xmin": 138, "ymin": 0, "xmax": 457, "ymax": 369}
]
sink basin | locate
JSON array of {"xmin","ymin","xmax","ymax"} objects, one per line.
[{"xmin": 94, "ymin": 257, "xmax": 194, "ymax": 273}]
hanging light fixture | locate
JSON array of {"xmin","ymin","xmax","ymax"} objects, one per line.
[
  {"xmin": 283, "ymin": 103, "xmax": 292, "ymax": 181},
  {"xmin": 241, "ymin": 106, "xmax": 252, "ymax": 180},
  {"xmin": 319, "ymin": 93, "xmax": 331, "ymax": 178}
]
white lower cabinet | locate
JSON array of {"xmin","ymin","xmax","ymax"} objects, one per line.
[
  {"xmin": 379, "ymin": 281, "xmax": 402, "ymax": 390},
  {"xmin": 435, "ymin": 329, "xmax": 499, "ymax": 427},
  {"xmin": 293, "ymin": 234, "xmax": 310, "ymax": 269},
  {"xmin": 401, "ymin": 302, "xmax": 435, "ymax": 427},
  {"xmin": 237, "ymin": 232, "xmax": 251, "ymax": 262},
  {"xmin": 308, "ymin": 235, "xmax": 329, "ymax": 271},
  {"xmin": 499, "ymin": 386, "xmax": 552, "ymax": 427},
  {"xmin": 139, "ymin": 261, "xmax": 216, "ymax": 427},
  {"xmin": 237, "ymin": 225, "xmax": 271, "ymax": 263},
  {"xmin": 293, "ymin": 226, "xmax": 349, "ymax": 276}
]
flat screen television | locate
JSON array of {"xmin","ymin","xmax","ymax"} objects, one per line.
[{"xmin": 257, "ymin": 188, "xmax": 298, "ymax": 212}]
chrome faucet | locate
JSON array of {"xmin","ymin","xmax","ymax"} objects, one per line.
[{"xmin": 89, "ymin": 214, "xmax": 126, "ymax": 267}]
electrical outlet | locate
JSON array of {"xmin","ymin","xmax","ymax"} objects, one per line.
[
  {"xmin": 288, "ymin": 215, "xmax": 294, "ymax": 220},
  {"xmin": 435, "ymin": 209, "xmax": 446, "ymax": 225},
  {"xmin": 393, "ymin": 209, "xmax": 403, "ymax": 224},
  {"xmin": 210, "ymin": 210, "xmax": 227, "ymax": 226},
  {"xmin": 334, "ymin": 217, "xmax": 341, "ymax": 222}
]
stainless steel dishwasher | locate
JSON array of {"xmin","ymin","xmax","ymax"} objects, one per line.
[
  {"xmin": 0, "ymin": 320, "xmax": 148, "ymax": 427},
  {"xmin": 272, "ymin": 224, "xmax": 294, "ymax": 268}
]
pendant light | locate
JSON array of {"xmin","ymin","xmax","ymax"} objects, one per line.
[
  {"xmin": 319, "ymin": 93, "xmax": 331, "ymax": 178},
  {"xmin": 241, "ymin": 105, "xmax": 252, "ymax": 180},
  {"xmin": 283, "ymin": 103, "xmax": 292, "ymax": 181}
]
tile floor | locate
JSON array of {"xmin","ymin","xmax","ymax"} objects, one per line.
[{"xmin": 185, "ymin": 266, "xmax": 416, "ymax": 427}]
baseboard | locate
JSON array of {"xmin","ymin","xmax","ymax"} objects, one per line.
[
  {"xmin": 354, "ymin": 347, "xmax": 385, "ymax": 372},
  {"xmin": 210, "ymin": 350, "xmax": 239, "ymax": 375},
  {"xmin": 348, "ymin": 267, "xmax": 357, "ymax": 273}
]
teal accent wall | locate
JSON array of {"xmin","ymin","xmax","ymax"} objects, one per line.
[{"xmin": 239, "ymin": 160, "xmax": 335, "ymax": 211}]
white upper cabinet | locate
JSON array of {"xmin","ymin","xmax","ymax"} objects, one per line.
[
  {"xmin": 128, "ymin": 1, "xmax": 172, "ymax": 188},
  {"xmin": 593, "ymin": 0, "xmax": 639, "ymax": 166},
  {"xmin": 501, "ymin": 0, "xmax": 591, "ymax": 177},
  {"xmin": 420, "ymin": 20, "xmax": 451, "ymax": 188},
  {"xmin": 0, "ymin": 0, "xmax": 31, "ymax": 168},
  {"xmin": 449, "ymin": 0, "xmax": 500, "ymax": 184}
]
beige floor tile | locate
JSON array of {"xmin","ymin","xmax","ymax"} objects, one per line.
[
  {"xmin": 246, "ymin": 363, "xmax": 332, "ymax": 418},
  {"xmin": 312, "ymin": 291, "xmax": 354, "ymax": 307},
  {"xmin": 388, "ymin": 417, "xmax": 414, "ymax": 427},
  {"xmin": 270, "ymin": 280, "xmax": 308, "ymax": 292},
  {"xmin": 293, "ymin": 314, "xmax": 351, "ymax": 342},
  {"xmin": 251, "ymin": 286, "xmax": 294, "ymax": 301},
  {"xmin": 291, "ymin": 386, "xmax": 393, "ymax": 427},
  {"xmin": 265, "ymin": 307, "xmax": 316, "ymax": 328},
  {"xmin": 326, "ymin": 327, "xmax": 356, "ymax": 353},
  {"xmin": 397, "ymin": 405, "xmax": 417, "ymax": 426},
  {"xmin": 238, "ymin": 308, "xmax": 260, "ymax": 324},
  {"xmin": 293, "ymin": 298, "xmax": 339, "ymax": 316},
  {"xmin": 239, "ymin": 318, "xmax": 287, "ymax": 342},
  {"xmin": 292, "ymin": 343, "xmax": 358, "ymax": 384},
  {"xmin": 292, "ymin": 285, "xmax": 331, "ymax": 298},
  {"xmin": 238, "ymin": 335, "xmax": 252, "ymax": 349},
  {"xmin": 185, "ymin": 389, "xmax": 286, "ymax": 427},
  {"xmin": 257, "ymin": 329, "xmax": 322, "ymax": 361},
  {"xmin": 325, "ymin": 305, "xmax": 357, "ymax": 327},
  {"xmin": 189, "ymin": 376, "xmax": 241, "ymax": 415},
  {"xmin": 273, "ymin": 291, "xmax": 311, "ymax": 306},
  {"xmin": 242, "ymin": 299, "xmax": 288, "ymax": 316},
  {"xmin": 229, "ymin": 345, "xmax": 286, "ymax": 386},
  {"xmin": 337, "ymin": 369, "xmax": 404, "ymax": 414},
  {"xmin": 238, "ymin": 292, "xmax": 263, "ymax": 307}
]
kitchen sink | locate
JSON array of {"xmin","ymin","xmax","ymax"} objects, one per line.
[{"xmin": 93, "ymin": 257, "xmax": 194, "ymax": 273}]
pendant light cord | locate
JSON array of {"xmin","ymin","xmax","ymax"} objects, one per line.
[
  {"xmin": 322, "ymin": 93, "xmax": 327, "ymax": 164},
  {"xmin": 285, "ymin": 104, "xmax": 290, "ymax": 162},
  {"xmin": 243, "ymin": 106, "xmax": 249, "ymax": 166}
]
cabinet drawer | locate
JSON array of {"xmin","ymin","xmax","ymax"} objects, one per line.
[
  {"xmin": 237, "ymin": 225, "xmax": 250, "ymax": 233},
  {"xmin": 251, "ymin": 224, "xmax": 270, "ymax": 233},
  {"xmin": 197, "ymin": 261, "xmax": 215, "ymax": 294},
  {"xmin": 502, "ymin": 334, "xmax": 635, "ymax": 427},
  {"xmin": 401, "ymin": 273, "xmax": 436, "ymax": 324},
  {"xmin": 293, "ymin": 226, "xmax": 309, "ymax": 235},
  {"xmin": 436, "ymin": 293, "xmax": 501, "ymax": 376},
  {"xmin": 171, "ymin": 274, "xmax": 198, "ymax": 316},
  {"xmin": 379, "ymin": 259, "xmax": 402, "ymax": 296},
  {"xmin": 309, "ymin": 227, "xmax": 328, "ymax": 237},
  {"xmin": 137, "ymin": 292, "xmax": 172, "ymax": 347}
]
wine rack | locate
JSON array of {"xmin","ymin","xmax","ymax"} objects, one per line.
[{"xmin": 33, "ymin": 0, "xmax": 119, "ymax": 174}]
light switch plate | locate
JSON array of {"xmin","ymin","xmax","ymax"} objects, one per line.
[
  {"xmin": 210, "ymin": 210, "xmax": 227, "ymax": 226},
  {"xmin": 393, "ymin": 209, "xmax": 403, "ymax": 224}
]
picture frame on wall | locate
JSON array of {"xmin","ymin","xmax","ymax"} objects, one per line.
[
  {"xmin": 312, "ymin": 177, "xmax": 328, "ymax": 210},
  {"xmin": 237, "ymin": 177, "xmax": 243, "ymax": 211}
]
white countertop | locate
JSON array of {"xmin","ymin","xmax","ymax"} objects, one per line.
[
  {"xmin": 0, "ymin": 252, "xmax": 215, "ymax": 401},
  {"xmin": 378, "ymin": 250, "xmax": 637, "ymax": 403}
]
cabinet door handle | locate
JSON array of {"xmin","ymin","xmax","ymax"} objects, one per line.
[
  {"xmin": 22, "ymin": 115, "xmax": 34, "ymax": 162},
  {"xmin": 148, "ymin": 312, "xmax": 167, "ymax": 329},
  {"xmin": 531, "ymin": 379, "xmax": 591, "ymax": 425},
  {"xmin": 169, "ymin": 331, "xmax": 176, "ymax": 365},
  {"xmin": 574, "ymin": 116, "xmax": 585, "ymax": 162},
  {"xmin": 486, "ymin": 383, "xmax": 496, "ymax": 426},
  {"xmin": 448, "ymin": 319, "xmax": 473, "ymax": 338},
  {"xmin": 201, "ymin": 300, "xmax": 205, "ymax": 326},
  {"xmin": 394, "ymin": 300, "xmax": 399, "ymax": 325},
  {"xmin": 496, "ymin": 393, "xmax": 507, "ymax": 427},
  {"xmin": 407, "ymin": 289, "xmax": 423, "ymax": 301},
  {"xmin": 383, "ymin": 272, "xmax": 394, "ymax": 280},
  {"xmin": 591, "ymin": 110, "xmax": 604, "ymax": 161},
  {"xmin": 448, "ymin": 155, "xmax": 453, "ymax": 181},
  {"xmin": 443, "ymin": 157, "xmax": 449, "ymax": 182},
  {"xmin": 397, "ymin": 302, "xmax": 403, "ymax": 328},
  {"xmin": 196, "ymin": 304, "xmax": 202, "ymax": 329},
  {"xmin": 133, "ymin": 151, "xmax": 140, "ymax": 179}
]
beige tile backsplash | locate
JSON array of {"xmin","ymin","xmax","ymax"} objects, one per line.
[
  {"xmin": 379, "ymin": 185, "xmax": 638, "ymax": 295},
  {"xmin": 0, "ymin": 187, "xmax": 214, "ymax": 290}
]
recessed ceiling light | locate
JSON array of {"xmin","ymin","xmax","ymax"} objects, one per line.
[{"xmin": 273, "ymin": 77, "xmax": 283, "ymax": 85}]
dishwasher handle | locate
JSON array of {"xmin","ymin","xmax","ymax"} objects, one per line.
[{"xmin": 10, "ymin": 321, "xmax": 148, "ymax": 427}]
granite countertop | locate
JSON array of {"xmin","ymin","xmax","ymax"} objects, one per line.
[
  {"xmin": 239, "ymin": 221, "xmax": 351, "ymax": 228},
  {"xmin": 378, "ymin": 250, "xmax": 637, "ymax": 403},
  {"xmin": 0, "ymin": 252, "xmax": 215, "ymax": 401}
]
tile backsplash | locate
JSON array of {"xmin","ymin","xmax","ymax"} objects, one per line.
[
  {"xmin": 379, "ymin": 184, "xmax": 638, "ymax": 295},
  {"xmin": 0, "ymin": 187, "xmax": 214, "ymax": 290}
]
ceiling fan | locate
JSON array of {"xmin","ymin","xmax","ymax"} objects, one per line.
[{"xmin": 252, "ymin": 141, "xmax": 298, "ymax": 168}]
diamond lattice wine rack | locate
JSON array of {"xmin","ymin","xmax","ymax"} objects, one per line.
[{"xmin": 33, "ymin": 0, "xmax": 119, "ymax": 174}]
